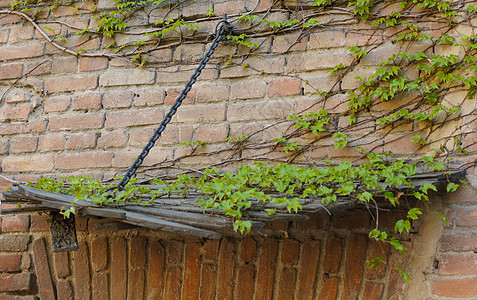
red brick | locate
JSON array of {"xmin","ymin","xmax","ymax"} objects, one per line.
[
  {"xmin": 456, "ymin": 206, "xmax": 477, "ymax": 227},
  {"xmin": 318, "ymin": 277, "xmax": 339, "ymax": 299},
  {"xmin": 196, "ymin": 84, "xmax": 229, "ymax": 103},
  {"xmin": 65, "ymin": 133, "xmax": 97, "ymax": 150},
  {"xmin": 240, "ymin": 238, "xmax": 257, "ymax": 263},
  {"xmin": 272, "ymin": 32, "xmax": 307, "ymax": 53},
  {"xmin": 73, "ymin": 242, "xmax": 91, "ymax": 300},
  {"xmin": 56, "ymin": 152, "xmax": 112, "ymax": 169},
  {"xmin": 0, "ymin": 139, "xmax": 7, "ymax": 155},
  {"xmin": 54, "ymin": 252, "xmax": 70, "ymax": 278},
  {"xmin": 293, "ymin": 213, "xmax": 330, "ymax": 230},
  {"xmin": 111, "ymin": 237, "xmax": 127, "ymax": 299},
  {"xmin": 128, "ymin": 268, "xmax": 145, "ymax": 299},
  {"xmin": 200, "ymin": 264, "xmax": 217, "ymax": 299},
  {"xmin": 105, "ymin": 108, "xmax": 163, "ymax": 128},
  {"xmin": 174, "ymin": 104, "xmax": 226, "ymax": 123},
  {"xmin": 167, "ymin": 240, "xmax": 184, "ymax": 263},
  {"xmin": 10, "ymin": 136, "xmax": 37, "ymax": 153},
  {"xmin": 0, "ymin": 273, "xmax": 35, "ymax": 293},
  {"xmin": 342, "ymin": 234, "xmax": 367, "ymax": 300},
  {"xmin": 51, "ymin": 57, "xmax": 77, "ymax": 74},
  {"xmin": 148, "ymin": 48, "xmax": 173, "ymax": 63},
  {"xmin": 92, "ymin": 273, "xmax": 108, "ymax": 300},
  {"xmin": 30, "ymin": 213, "xmax": 50, "ymax": 232},
  {"xmin": 133, "ymin": 88, "xmax": 165, "ymax": 107},
  {"xmin": 44, "ymin": 74, "xmax": 97, "ymax": 93},
  {"xmin": 230, "ymin": 80, "xmax": 266, "ymax": 100},
  {"xmin": 366, "ymin": 240, "xmax": 389, "ymax": 280},
  {"xmin": 156, "ymin": 66, "xmax": 216, "ymax": 84},
  {"xmin": 217, "ymin": 238, "xmax": 237, "ymax": 300},
  {"xmin": 165, "ymin": 88, "xmax": 195, "ymax": 105},
  {"xmin": 183, "ymin": 242, "xmax": 201, "ymax": 299},
  {"xmin": 48, "ymin": 113, "xmax": 104, "ymax": 131},
  {"xmin": 431, "ymin": 277, "xmax": 477, "ymax": 298},
  {"xmin": 267, "ymin": 78, "xmax": 301, "ymax": 97},
  {"xmin": 288, "ymin": 51, "xmax": 354, "ymax": 72},
  {"xmin": 164, "ymin": 266, "xmax": 182, "ymax": 299},
  {"xmin": 445, "ymin": 186, "xmax": 477, "ymax": 203},
  {"xmin": 79, "ymin": 57, "xmax": 108, "ymax": 72},
  {"xmin": 227, "ymin": 101, "xmax": 293, "ymax": 122},
  {"xmin": 236, "ymin": 264, "xmax": 255, "ymax": 299},
  {"xmin": 278, "ymin": 267, "xmax": 296, "ymax": 299},
  {"xmin": 280, "ymin": 239, "xmax": 300, "ymax": 265},
  {"xmin": 0, "ymin": 14, "xmax": 21, "ymax": 25},
  {"xmin": 362, "ymin": 282, "xmax": 384, "ymax": 299},
  {"xmin": 72, "ymin": 93, "xmax": 102, "ymax": 111},
  {"xmin": 147, "ymin": 240, "xmax": 165, "ymax": 300},
  {"xmin": 91, "ymin": 236, "xmax": 107, "ymax": 272},
  {"xmin": 346, "ymin": 30, "xmax": 383, "ymax": 46},
  {"xmin": 25, "ymin": 60, "xmax": 51, "ymax": 76},
  {"xmin": 0, "ymin": 255, "xmax": 21, "ymax": 272},
  {"xmin": 0, "ymin": 119, "xmax": 46, "ymax": 135},
  {"xmin": 102, "ymin": 90, "xmax": 133, "ymax": 108},
  {"xmin": 98, "ymin": 130, "xmax": 128, "ymax": 149},
  {"xmin": 5, "ymin": 91, "xmax": 30, "ymax": 103},
  {"xmin": 296, "ymin": 239, "xmax": 320, "ymax": 299},
  {"xmin": 99, "ymin": 69, "xmax": 155, "ymax": 86},
  {"xmin": 256, "ymin": 238, "xmax": 279, "ymax": 300},
  {"xmin": 0, "ymin": 104, "xmax": 31, "ymax": 121},
  {"xmin": 195, "ymin": 125, "xmax": 228, "ymax": 142},
  {"xmin": 129, "ymin": 125, "xmax": 193, "ymax": 146},
  {"xmin": 33, "ymin": 238, "xmax": 55, "ymax": 300},
  {"xmin": 2, "ymin": 155, "xmax": 54, "ymax": 172},
  {"xmin": 65, "ymin": 35, "xmax": 99, "ymax": 50},
  {"xmin": 57, "ymin": 280, "xmax": 73, "ymax": 300},
  {"xmin": 38, "ymin": 134, "xmax": 64, "ymax": 152},
  {"xmin": 203, "ymin": 240, "xmax": 219, "ymax": 260},
  {"xmin": 333, "ymin": 210, "xmax": 372, "ymax": 229},
  {"xmin": 130, "ymin": 236, "xmax": 146, "ymax": 267},
  {"xmin": 112, "ymin": 148, "xmax": 173, "ymax": 168},
  {"xmin": 2, "ymin": 215, "xmax": 29, "ymax": 232},
  {"xmin": 44, "ymin": 96, "xmax": 70, "ymax": 113},
  {"xmin": 322, "ymin": 236, "xmax": 342, "ymax": 274},
  {"xmin": 0, "ymin": 42, "xmax": 44, "ymax": 60},
  {"xmin": 308, "ymin": 30, "xmax": 346, "ymax": 49},
  {"xmin": 0, "ymin": 63, "xmax": 22, "ymax": 80},
  {"xmin": 439, "ymin": 253, "xmax": 477, "ymax": 275},
  {"xmin": 440, "ymin": 232, "xmax": 477, "ymax": 252},
  {"xmin": 0, "ymin": 235, "xmax": 29, "ymax": 252}
]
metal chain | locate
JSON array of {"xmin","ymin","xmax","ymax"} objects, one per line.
[{"xmin": 105, "ymin": 14, "xmax": 232, "ymax": 194}]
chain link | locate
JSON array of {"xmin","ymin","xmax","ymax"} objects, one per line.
[{"xmin": 104, "ymin": 14, "xmax": 232, "ymax": 194}]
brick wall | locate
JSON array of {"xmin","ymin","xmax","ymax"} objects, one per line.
[{"xmin": 0, "ymin": 0, "xmax": 477, "ymax": 298}]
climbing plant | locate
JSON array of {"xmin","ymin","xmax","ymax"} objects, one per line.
[{"xmin": 2, "ymin": 0, "xmax": 477, "ymax": 281}]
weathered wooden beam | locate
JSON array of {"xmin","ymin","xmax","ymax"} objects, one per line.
[{"xmin": 1, "ymin": 206, "xmax": 51, "ymax": 214}]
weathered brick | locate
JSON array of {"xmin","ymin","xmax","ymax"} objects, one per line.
[
  {"xmin": 267, "ymin": 78, "xmax": 301, "ymax": 97},
  {"xmin": 147, "ymin": 239, "xmax": 165, "ymax": 299},
  {"xmin": 105, "ymin": 108, "xmax": 163, "ymax": 128},
  {"xmin": 65, "ymin": 35, "xmax": 99, "ymax": 51},
  {"xmin": 200, "ymin": 263, "xmax": 217, "ymax": 299},
  {"xmin": 287, "ymin": 51, "xmax": 353, "ymax": 72},
  {"xmin": 362, "ymin": 282, "xmax": 384, "ymax": 300},
  {"xmin": 65, "ymin": 133, "xmax": 97, "ymax": 150},
  {"xmin": 322, "ymin": 236, "xmax": 343, "ymax": 274},
  {"xmin": 56, "ymin": 152, "xmax": 112, "ymax": 169},
  {"xmin": 44, "ymin": 96, "xmax": 70, "ymax": 113},
  {"xmin": 99, "ymin": 68, "xmax": 155, "ymax": 86},
  {"xmin": 220, "ymin": 57, "xmax": 285, "ymax": 78},
  {"xmin": 5, "ymin": 91, "xmax": 30, "ymax": 103},
  {"xmin": 272, "ymin": 32, "xmax": 307, "ymax": 53},
  {"xmin": 92, "ymin": 273, "xmax": 108, "ymax": 300},
  {"xmin": 72, "ymin": 93, "xmax": 102, "ymax": 111},
  {"xmin": 0, "ymin": 139, "xmax": 7, "ymax": 155},
  {"xmin": 217, "ymin": 238, "xmax": 237, "ymax": 300},
  {"xmin": 296, "ymin": 239, "xmax": 320, "ymax": 299},
  {"xmin": 51, "ymin": 57, "xmax": 77, "ymax": 74},
  {"xmin": 25, "ymin": 60, "xmax": 52, "ymax": 76},
  {"xmin": 445, "ymin": 186, "xmax": 477, "ymax": 203},
  {"xmin": 439, "ymin": 253, "xmax": 477, "ymax": 275},
  {"xmin": 0, "ymin": 42, "xmax": 44, "ymax": 60},
  {"xmin": 57, "ymin": 280, "xmax": 73, "ymax": 300},
  {"xmin": 293, "ymin": 213, "xmax": 329, "ymax": 230},
  {"xmin": 102, "ymin": 90, "xmax": 133, "ymax": 108},
  {"xmin": 164, "ymin": 266, "xmax": 182, "ymax": 299},
  {"xmin": 0, "ymin": 119, "xmax": 46, "ymax": 135},
  {"xmin": 214, "ymin": 0, "xmax": 245, "ymax": 15},
  {"xmin": 30, "ymin": 213, "xmax": 50, "ymax": 231},
  {"xmin": 128, "ymin": 268, "xmax": 145, "ymax": 299},
  {"xmin": 0, "ymin": 255, "xmax": 21, "ymax": 272},
  {"xmin": 318, "ymin": 277, "xmax": 339, "ymax": 299},
  {"xmin": 278, "ymin": 267, "xmax": 296, "ymax": 299},
  {"xmin": 431, "ymin": 277, "xmax": 477, "ymax": 298},
  {"xmin": 112, "ymin": 148, "xmax": 173, "ymax": 167},
  {"xmin": 195, "ymin": 125, "xmax": 228, "ymax": 143},
  {"xmin": 164, "ymin": 88, "xmax": 195, "ymax": 105},
  {"xmin": 148, "ymin": 48, "xmax": 173, "ymax": 63},
  {"xmin": 239, "ymin": 238, "xmax": 257, "ymax": 263},
  {"xmin": 456, "ymin": 205, "xmax": 477, "ymax": 227},
  {"xmin": 0, "ymin": 273, "xmax": 35, "ymax": 293},
  {"xmin": 156, "ymin": 66, "xmax": 217, "ymax": 84},
  {"xmin": 196, "ymin": 84, "xmax": 228, "ymax": 103},
  {"xmin": 342, "ymin": 234, "xmax": 367, "ymax": 300},
  {"xmin": 10, "ymin": 136, "xmax": 37, "ymax": 153},
  {"xmin": 2, "ymin": 155, "xmax": 54, "ymax": 172},
  {"xmin": 174, "ymin": 104, "xmax": 226, "ymax": 123},
  {"xmin": 280, "ymin": 239, "xmax": 300, "ymax": 265},
  {"xmin": 79, "ymin": 57, "xmax": 108, "ymax": 72},
  {"xmin": 91, "ymin": 236, "xmax": 107, "ymax": 272},
  {"xmin": 48, "ymin": 113, "xmax": 104, "ymax": 131},
  {"xmin": 346, "ymin": 29, "xmax": 383, "ymax": 46},
  {"xmin": 33, "ymin": 238, "xmax": 55, "ymax": 300},
  {"xmin": 203, "ymin": 240, "xmax": 219, "ymax": 261},
  {"xmin": 227, "ymin": 101, "xmax": 293, "ymax": 122},
  {"xmin": 2, "ymin": 215, "xmax": 29, "ymax": 232},
  {"xmin": 308, "ymin": 30, "xmax": 346, "ymax": 49},
  {"xmin": 255, "ymin": 238, "xmax": 279, "ymax": 300},
  {"xmin": 441, "ymin": 232, "xmax": 477, "ymax": 252},
  {"xmin": 98, "ymin": 130, "xmax": 128, "ymax": 148},
  {"xmin": 111, "ymin": 237, "xmax": 127, "ymax": 299},
  {"xmin": 182, "ymin": 242, "xmax": 201, "ymax": 300},
  {"xmin": 230, "ymin": 80, "xmax": 266, "ymax": 100},
  {"xmin": 133, "ymin": 88, "xmax": 165, "ymax": 107},
  {"xmin": 0, "ymin": 63, "xmax": 22, "ymax": 80},
  {"xmin": 73, "ymin": 242, "xmax": 91, "ymax": 300},
  {"xmin": 333, "ymin": 210, "xmax": 372, "ymax": 229},
  {"xmin": 176, "ymin": 44, "xmax": 205, "ymax": 61},
  {"xmin": 44, "ymin": 74, "xmax": 97, "ymax": 93},
  {"xmin": 0, "ymin": 104, "xmax": 31, "ymax": 122},
  {"xmin": 38, "ymin": 133, "xmax": 64, "ymax": 151},
  {"xmin": 54, "ymin": 251, "xmax": 70, "ymax": 278}
]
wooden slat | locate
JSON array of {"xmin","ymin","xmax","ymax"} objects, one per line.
[
  {"xmin": 79, "ymin": 207, "xmax": 126, "ymax": 219},
  {"xmin": 1, "ymin": 206, "xmax": 51, "ymax": 214}
]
